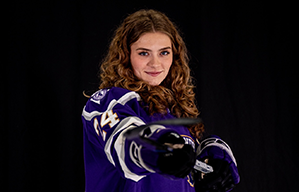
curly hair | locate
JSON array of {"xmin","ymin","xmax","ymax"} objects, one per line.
[{"xmin": 98, "ymin": 9, "xmax": 204, "ymax": 139}]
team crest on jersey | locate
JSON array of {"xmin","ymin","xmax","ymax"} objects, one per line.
[{"xmin": 91, "ymin": 89, "xmax": 109, "ymax": 104}]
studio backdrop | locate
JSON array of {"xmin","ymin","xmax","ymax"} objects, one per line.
[{"xmin": 4, "ymin": 1, "xmax": 297, "ymax": 191}]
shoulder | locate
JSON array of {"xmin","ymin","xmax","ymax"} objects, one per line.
[
  {"xmin": 90, "ymin": 87, "xmax": 140, "ymax": 103},
  {"xmin": 85, "ymin": 87, "xmax": 141, "ymax": 111}
]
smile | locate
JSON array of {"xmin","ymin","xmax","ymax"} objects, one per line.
[{"xmin": 145, "ymin": 71, "xmax": 162, "ymax": 77}]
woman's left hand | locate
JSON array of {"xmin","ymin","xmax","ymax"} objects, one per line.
[{"xmin": 194, "ymin": 135, "xmax": 240, "ymax": 192}]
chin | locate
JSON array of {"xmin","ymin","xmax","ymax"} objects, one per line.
[{"xmin": 148, "ymin": 82, "xmax": 161, "ymax": 86}]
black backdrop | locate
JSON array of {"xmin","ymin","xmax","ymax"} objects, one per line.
[{"xmin": 4, "ymin": 1, "xmax": 297, "ymax": 191}]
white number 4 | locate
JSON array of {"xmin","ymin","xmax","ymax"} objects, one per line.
[
  {"xmin": 93, "ymin": 110, "xmax": 120, "ymax": 141},
  {"xmin": 100, "ymin": 110, "xmax": 120, "ymax": 128}
]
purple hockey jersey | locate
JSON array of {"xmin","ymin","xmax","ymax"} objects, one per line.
[{"xmin": 81, "ymin": 87, "xmax": 196, "ymax": 192}]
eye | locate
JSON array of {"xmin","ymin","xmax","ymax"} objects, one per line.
[
  {"xmin": 138, "ymin": 51, "xmax": 149, "ymax": 56},
  {"xmin": 161, "ymin": 51, "xmax": 170, "ymax": 56}
]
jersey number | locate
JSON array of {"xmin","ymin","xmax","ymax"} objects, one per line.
[{"xmin": 93, "ymin": 110, "xmax": 119, "ymax": 141}]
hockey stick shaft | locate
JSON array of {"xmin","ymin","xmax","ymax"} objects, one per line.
[{"xmin": 124, "ymin": 118, "xmax": 203, "ymax": 140}]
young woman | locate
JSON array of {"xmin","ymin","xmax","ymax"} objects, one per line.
[{"xmin": 82, "ymin": 9, "xmax": 239, "ymax": 192}]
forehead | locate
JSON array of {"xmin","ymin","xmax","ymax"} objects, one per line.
[{"xmin": 131, "ymin": 32, "xmax": 172, "ymax": 49}]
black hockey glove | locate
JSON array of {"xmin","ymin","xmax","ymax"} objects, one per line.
[
  {"xmin": 194, "ymin": 135, "xmax": 240, "ymax": 192},
  {"xmin": 156, "ymin": 132, "xmax": 196, "ymax": 178},
  {"xmin": 194, "ymin": 159, "xmax": 235, "ymax": 192}
]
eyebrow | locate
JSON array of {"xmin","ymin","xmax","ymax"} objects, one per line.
[{"xmin": 136, "ymin": 46, "xmax": 172, "ymax": 51}]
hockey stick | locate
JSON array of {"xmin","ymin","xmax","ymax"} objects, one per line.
[{"xmin": 124, "ymin": 118, "xmax": 213, "ymax": 174}]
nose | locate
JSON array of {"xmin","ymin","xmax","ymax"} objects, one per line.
[{"xmin": 148, "ymin": 55, "xmax": 161, "ymax": 68}]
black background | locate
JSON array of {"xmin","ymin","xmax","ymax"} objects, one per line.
[{"xmin": 4, "ymin": 0, "xmax": 297, "ymax": 191}]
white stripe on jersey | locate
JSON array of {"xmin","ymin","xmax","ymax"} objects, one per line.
[
  {"xmin": 130, "ymin": 124, "xmax": 166, "ymax": 174},
  {"xmin": 105, "ymin": 116, "xmax": 146, "ymax": 182},
  {"xmin": 107, "ymin": 91, "xmax": 141, "ymax": 110},
  {"xmin": 82, "ymin": 106, "xmax": 103, "ymax": 121},
  {"xmin": 82, "ymin": 91, "xmax": 141, "ymax": 121}
]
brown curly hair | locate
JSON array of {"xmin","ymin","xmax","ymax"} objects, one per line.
[{"xmin": 98, "ymin": 9, "xmax": 204, "ymax": 139}]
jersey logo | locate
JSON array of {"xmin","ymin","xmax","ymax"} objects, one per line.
[{"xmin": 91, "ymin": 89, "xmax": 109, "ymax": 104}]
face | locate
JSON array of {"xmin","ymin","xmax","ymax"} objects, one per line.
[{"xmin": 130, "ymin": 32, "xmax": 173, "ymax": 86}]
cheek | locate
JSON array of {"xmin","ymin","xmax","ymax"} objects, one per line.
[
  {"xmin": 165, "ymin": 57, "xmax": 173, "ymax": 71},
  {"xmin": 130, "ymin": 55, "xmax": 143, "ymax": 75}
]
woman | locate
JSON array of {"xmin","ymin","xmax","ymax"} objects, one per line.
[{"xmin": 82, "ymin": 9, "xmax": 239, "ymax": 192}]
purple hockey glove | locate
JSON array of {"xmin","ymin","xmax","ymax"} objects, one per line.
[{"xmin": 194, "ymin": 135, "xmax": 240, "ymax": 192}]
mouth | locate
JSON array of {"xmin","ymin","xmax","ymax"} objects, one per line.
[{"xmin": 145, "ymin": 71, "xmax": 162, "ymax": 77}]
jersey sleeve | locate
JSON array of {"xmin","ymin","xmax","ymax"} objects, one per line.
[{"xmin": 81, "ymin": 87, "xmax": 171, "ymax": 182}]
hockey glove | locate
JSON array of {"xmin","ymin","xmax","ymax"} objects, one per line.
[
  {"xmin": 194, "ymin": 135, "xmax": 240, "ymax": 192},
  {"xmin": 156, "ymin": 132, "xmax": 196, "ymax": 178}
]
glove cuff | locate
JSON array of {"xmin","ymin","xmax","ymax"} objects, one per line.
[{"xmin": 197, "ymin": 135, "xmax": 237, "ymax": 166}]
